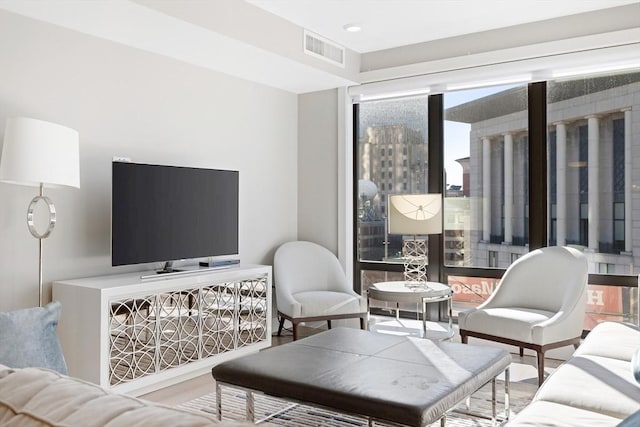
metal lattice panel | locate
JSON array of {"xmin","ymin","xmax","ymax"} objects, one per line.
[
  {"xmin": 201, "ymin": 284, "xmax": 236, "ymax": 357},
  {"xmin": 109, "ymin": 297, "xmax": 157, "ymax": 386},
  {"xmin": 157, "ymin": 290, "xmax": 200, "ymax": 370},
  {"xmin": 238, "ymin": 278, "xmax": 268, "ymax": 346},
  {"xmin": 108, "ymin": 275, "xmax": 268, "ymax": 387},
  {"xmin": 403, "ymin": 240, "xmax": 428, "ymax": 284}
]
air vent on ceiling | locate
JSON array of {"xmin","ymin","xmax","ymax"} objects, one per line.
[{"xmin": 304, "ymin": 30, "xmax": 345, "ymax": 68}]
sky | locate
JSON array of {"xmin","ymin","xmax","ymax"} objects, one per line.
[{"xmin": 443, "ymin": 84, "xmax": 519, "ymax": 186}]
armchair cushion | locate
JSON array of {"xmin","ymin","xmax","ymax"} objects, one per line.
[
  {"xmin": 0, "ymin": 301, "xmax": 67, "ymax": 375},
  {"xmin": 459, "ymin": 307, "xmax": 555, "ymax": 344}
]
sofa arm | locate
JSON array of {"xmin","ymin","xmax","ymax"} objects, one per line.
[{"xmin": 0, "ymin": 365, "xmax": 241, "ymax": 426}]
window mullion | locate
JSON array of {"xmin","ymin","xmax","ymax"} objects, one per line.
[
  {"xmin": 527, "ymin": 82, "xmax": 547, "ymax": 250},
  {"xmin": 428, "ymin": 94, "xmax": 444, "ymax": 282}
]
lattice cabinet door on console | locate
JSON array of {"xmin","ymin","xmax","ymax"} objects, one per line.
[
  {"xmin": 108, "ymin": 277, "xmax": 268, "ymax": 387},
  {"xmin": 53, "ymin": 265, "xmax": 271, "ymax": 396}
]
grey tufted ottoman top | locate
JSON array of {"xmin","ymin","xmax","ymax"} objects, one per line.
[{"xmin": 212, "ymin": 327, "xmax": 510, "ymax": 426}]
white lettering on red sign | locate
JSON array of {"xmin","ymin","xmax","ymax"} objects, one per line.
[{"xmin": 587, "ymin": 290, "xmax": 605, "ymax": 306}]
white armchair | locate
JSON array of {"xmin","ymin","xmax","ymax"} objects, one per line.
[
  {"xmin": 274, "ymin": 241, "xmax": 367, "ymax": 340},
  {"xmin": 458, "ymin": 246, "xmax": 588, "ymax": 385}
]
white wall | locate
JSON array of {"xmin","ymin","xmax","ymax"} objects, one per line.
[
  {"xmin": 0, "ymin": 11, "xmax": 298, "ymax": 310},
  {"xmin": 297, "ymin": 89, "xmax": 339, "ymax": 253}
]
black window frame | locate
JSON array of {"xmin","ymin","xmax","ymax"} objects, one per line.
[{"xmin": 352, "ymin": 82, "xmax": 637, "ymax": 329}]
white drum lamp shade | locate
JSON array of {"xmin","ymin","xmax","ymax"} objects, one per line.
[
  {"xmin": 0, "ymin": 117, "xmax": 80, "ymax": 307},
  {"xmin": 388, "ymin": 193, "xmax": 442, "ymax": 284},
  {"xmin": 0, "ymin": 117, "xmax": 80, "ymax": 188},
  {"xmin": 388, "ymin": 194, "xmax": 442, "ymax": 235}
]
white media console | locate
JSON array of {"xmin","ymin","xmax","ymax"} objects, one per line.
[{"xmin": 52, "ymin": 264, "xmax": 271, "ymax": 396}]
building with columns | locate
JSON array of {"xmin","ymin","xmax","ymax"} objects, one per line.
[{"xmin": 445, "ymin": 73, "xmax": 640, "ymax": 274}]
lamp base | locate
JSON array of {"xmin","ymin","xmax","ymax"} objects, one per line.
[{"xmin": 402, "ymin": 239, "xmax": 428, "ymax": 285}]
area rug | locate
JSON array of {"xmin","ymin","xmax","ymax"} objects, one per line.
[{"xmin": 178, "ymin": 379, "xmax": 536, "ymax": 426}]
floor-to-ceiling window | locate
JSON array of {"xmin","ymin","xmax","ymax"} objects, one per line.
[
  {"xmin": 547, "ymin": 72, "xmax": 640, "ymax": 327},
  {"xmin": 442, "ymin": 84, "xmax": 529, "ymax": 314},
  {"xmin": 355, "ymin": 96, "xmax": 430, "ymax": 314},
  {"xmin": 353, "ymin": 70, "xmax": 640, "ymax": 330}
]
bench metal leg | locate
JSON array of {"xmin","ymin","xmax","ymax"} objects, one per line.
[
  {"xmin": 505, "ymin": 367, "xmax": 510, "ymax": 421},
  {"xmin": 246, "ymin": 390, "xmax": 255, "ymax": 423},
  {"xmin": 216, "ymin": 382, "xmax": 222, "ymax": 421},
  {"xmin": 491, "ymin": 377, "xmax": 497, "ymax": 426}
]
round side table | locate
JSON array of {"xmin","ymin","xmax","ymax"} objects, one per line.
[{"xmin": 368, "ymin": 281, "xmax": 454, "ymax": 340}]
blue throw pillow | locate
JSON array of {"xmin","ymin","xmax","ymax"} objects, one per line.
[{"xmin": 0, "ymin": 301, "xmax": 67, "ymax": 374}]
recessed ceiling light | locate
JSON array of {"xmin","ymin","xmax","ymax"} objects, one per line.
[{"xmin": 343, "ymin": 23, "xmax": 361, "ymax": 32}]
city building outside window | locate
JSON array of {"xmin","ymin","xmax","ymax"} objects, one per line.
[{"xmin": 354, "ymin": 71, "xmax": 640, "ymax": 328}]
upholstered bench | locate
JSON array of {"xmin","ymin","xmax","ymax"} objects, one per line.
[{"xmin": 212, "ymin": 327, "xmax": 511, "ymax": 426}]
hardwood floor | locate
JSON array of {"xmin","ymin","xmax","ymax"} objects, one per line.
[{"xmin": 141, "ymin": 322, "xmax": 563, "ymax": 407}]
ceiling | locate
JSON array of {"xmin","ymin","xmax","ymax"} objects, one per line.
[
  {"xmin": 247, "ymin": 0, "xmax": 639, "ymax": 53},
  {"xmin": 0, "ymin": 0, "xmax": 638, "ymax": 94}
]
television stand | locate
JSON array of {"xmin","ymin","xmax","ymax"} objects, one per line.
[
  {"xmin": 52, "ymin": 264, "xmax": 271, "ymax": 396},
  {"xmin": 156, "ymin": 260, "xmax": 176, "ymax": 274}
]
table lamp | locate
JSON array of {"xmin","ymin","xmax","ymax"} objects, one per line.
[
  {"xmin": 388, "ymin": 193, "xmax": 442, "ymax": 285},
  {"xmin": 0, "ymin": 117, "xmax": 80, "ymax": 306}
]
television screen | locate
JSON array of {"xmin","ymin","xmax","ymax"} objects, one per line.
[{"xmin": 111, "ymin": 162, "xmax": 239, "ymax": 267}]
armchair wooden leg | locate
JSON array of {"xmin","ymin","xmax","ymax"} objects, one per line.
[
  {"xmin": 460, "ymin": 333, "xmax": 468, "ymax": 344},
  {"xmin": 537, "ymin": 350, "xmax": 545, "ymax": 386},
  {"xmin": 327, "ymin": 320, "xmax": 332, "ymax": 330},
  {"xmin": 360, "ymin": 315, "xmax": 366, "ymax": 330},
  {"xmin": 519, "ymin": 347, "xmax": 524, "ymax": 357},
  {"xmin": 292, "ymin": 321, "xmax": 299, "ymax": 341},
  {"xmin": 277, "ymin": 316, "xmax": 285, "ymax": 336}
]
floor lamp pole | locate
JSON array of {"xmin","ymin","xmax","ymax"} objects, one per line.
[
  {"xmin": 38, "ymin": 234, "xmax": 44, "ymax": 307},
  {"xmin": 27, "ymin": 183, "xmax": 56, "ymax": 307}
]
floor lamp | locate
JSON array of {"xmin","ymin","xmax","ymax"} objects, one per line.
[
  {"xmin": 388, "ymin": 194, "xmax": 442, "ymax": 286},
  {"xmin": 0, "ymin": 117, "xmax": 80, "ymax": 307}
]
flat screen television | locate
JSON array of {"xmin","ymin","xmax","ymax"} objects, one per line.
[{"xmin": 111, "ymin": 161, "xmax": 239, "ymax": 268}]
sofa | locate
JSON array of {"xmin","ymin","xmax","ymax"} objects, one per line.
[
  {"xmin": 507, "ymin": 321, "xmax": 640, "ymax": 426},
  {"xmin": 0, "ymin": 363, "xmax": 252, "ymax": 427}
]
